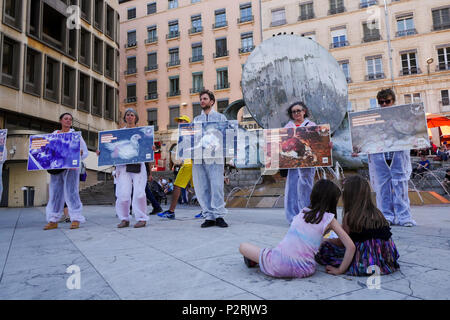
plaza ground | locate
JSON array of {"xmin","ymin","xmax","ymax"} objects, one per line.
[{"xmin": 0, "ymin": 204, "xmax": 449, "ymax": 300}]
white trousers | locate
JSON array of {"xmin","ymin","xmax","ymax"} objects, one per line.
[
  {"xmin": 115, "ymin": 164, "xmax": 149, "ymax": 222},
  {"xmin": 46, "ymin": 169, "xmax": 85, "ymax": 223}
]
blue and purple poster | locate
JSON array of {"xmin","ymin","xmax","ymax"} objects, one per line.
[
  {"xmin": 0, "ymin": 129, "xmax": 7, "ymax": 163},
  {"xmin": 27, "ymin": 132, "xmax": 81, "ymax": 171},
  {"xmin": 98, "ymin": 126, "xmax": 154, "ymax": 166}
]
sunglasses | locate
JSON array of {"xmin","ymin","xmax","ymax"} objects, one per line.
[
  {"xmin": 291, "ymin": 109, "xmax": 304, "ymax": 114},
  {"xmin": 378, "ymin": 99, "xmax": 392, "ymax": 105}
]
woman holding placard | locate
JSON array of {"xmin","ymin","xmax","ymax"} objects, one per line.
[
  {"xmin": 111, "ymin": 108, "xmax": 149, "ymax": 228},
  {"xmin": 43, "ymin": 113, "xmax": 88, "ymax": 230}
]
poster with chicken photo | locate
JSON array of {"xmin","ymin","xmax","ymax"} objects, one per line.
[
  {"xmin": 264, "ymin": 125, "xmax": 332, "ymax": 169},
  {"xmin": 0, "ymin": 129, "xmax": 8, "ymax": 162},
  {"xmin": 349, "ymin": 103, "xmax": 430, "ymax": 154},
  {"xmin": 27, "ymin": 132, "xmax": 81, "ymax": 171},
  {"xmin": 176, "ymin": 121, "xmax": 238, "ymax": 161},
  {"xmin": 98, "ymin": 126, "xmax": 154, "ymax": 166}
]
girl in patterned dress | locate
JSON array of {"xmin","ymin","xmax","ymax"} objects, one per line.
[
  {"xmin": 315, "ymin": 175, "xmax": 400, "ymax": 276},
  {"xmin": 239, "ymin": 179, "xmax": 356, "ymax": 278}
]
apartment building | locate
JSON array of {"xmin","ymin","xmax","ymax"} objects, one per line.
[
  {"xmin": 118, "ymin": 0, "xmax": 261, "ymax": 169},
  {"xmin": 261, "ymin": 0, "xmax": 450, "ymax": 116},
  {"xmin": 0, "ymin": 0, "xmax": 121, "ymax": 207}
]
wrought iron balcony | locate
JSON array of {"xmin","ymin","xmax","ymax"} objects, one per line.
[
  {"xmin": 213, "ymin": 51, "xmax": 229, "ymax": 59},
  {"xmin": 433, "ymin": 23, "xmax": 450, "ymax": 31},
  {"xmin": 238, "ymin": 15, "xmax": 254, "ymax": 24},
  {"xmin": 214, "ymin": 83, "xmax": 230, "ymax": 90},
  {"xmin": 400, "ymin": 67, "xmax": 421, "ymax": 76},
  {"xmin": 125, "ymin": 41, "xmax": 137, "ymax": 48},
  {"xmin": 298, "ymin": 13, "xmax": 315, "ymax": 21},
  {"xmin": 145, "ymin": 64, "xmax": 158, "ymax": 71},
  {"xmin": 365, "ymin": 73, "xmax": 385, "ymax": 81},
  {"xmin": 190, "ymin": 87, "xmax": 204, "ymax": 94},
  {"xmin": 330, "ymin": 41, "xmax": 349, "ymax": 49},
  {"xmin": 363, "ymin": 33, "xmax": 381, "ymax": 42},
  {"xmin": 239, "ymin": 46, "xmax": 255, "ymax": 54},
  {"xmin": 188, "ymin": 27, "xmax": 203, "ymax": 34},
  {"xmin": 166, "ymin": 60, "xmax": 180, "ymax": 67},
  {"xmin": 167, "ymin": 90, "xmax": 181, "ymax": 97},
  {"xmin": 213, "ymin": 21, "xmax": 228, "ymax": 29},
  {"xmin": 189, "ymin": 55, "xmax": 204, "ymax": 63},
  {"xmin": 166, "ymin": 31, "xmax": 180, "ymax": 39},
  {"xmin": 124, "ymin": 68, "xmax": 137, "ymax": 75},
  {"xmin": 396, "ymin": 29, "xmax": 417, "ymax": 37},
  {"xmin": 145, "ymin": 37, "xmax": 158, "ymax": 44},
  {"xmin": 124, "ymin": 96, "xmax": 137, "ymax": 103},
  {"xmin": 436, "ymin": 63, "xmax": 450, "ymax": 71},
  {"xmin": 145, "ymin": 93, "xmax": 158, "ymax": 100},
  {"xmin": 328, "ymin": 6, "xmax": 345, "ymax": 15}
]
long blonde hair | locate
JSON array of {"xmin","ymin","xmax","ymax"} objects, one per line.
[{"xmin": 342, "ymin": 175, "xmax": 389, "ymax": 233}]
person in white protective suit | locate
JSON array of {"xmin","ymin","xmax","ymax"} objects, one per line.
[
  {"xmin": 192, "ymin": 89, "xmax": 229, "ymax": 228},
  {"xmin": 368, "ymin": 89, "xmax": 416, "ymax": 227},
  {"xmin": 43, "ymin": 113, "xmax": 88, "ymax": 230},
  {"xmin": 283, "ymin": 102, "xmax": 317, "ymax": 225},
  {"xmin": 105, "ymin": 108, "xmax": 149, "ymax": 228}
]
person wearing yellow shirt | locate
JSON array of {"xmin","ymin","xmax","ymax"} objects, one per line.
[{"xmin": 158, "ymin": 115, "xmax": 197, "ymax": 219}]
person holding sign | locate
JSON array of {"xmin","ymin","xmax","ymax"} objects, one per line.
[
  {"xmin": 43, "ymin": 113, "xmax": 88, "ymax": 230},
  {"xmin": 108, "ymin": 108, "xmax": 149, "ymax": 228},
  {"xmin": 368, "ymin": 89, "xmax": 416, "ymax": 227},
  {"xmin": 284, "ymin": 102, "xmax": 317, "ymax": 225},
  {"xmin": 192, "ymin": 90, "xmax": 229, "ymax": 228}
]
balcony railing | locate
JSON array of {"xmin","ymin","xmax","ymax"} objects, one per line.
[
  {"xmin": 125, "ymin": 41, "xmax": 137, "ymax": 48},
  {"xmin": 213, "ymin": 50, "xmax": 229, "ymax": 59},
  {"xmin": 365, "ymin": 73, "xmax": 385, "ymax": 81},
  {"xmin": 238, "ymin": 15, "xmax": 254, "ymax": 24},
  {"xmin": 166, "ymin": 31, "xmax": 180, "ymax": 39},
  {"xmin": 239, "ymin": 46, "xmax": 255, "ymax": 54},
  {"xmin": 145, "ymin": 64, "xmax": 158, "ymax": 71},
  {"xmin": 189, "ymin": 26, "xmax": 203, "ymax": 34},
  {"xmin": 166, "ymin": 60, "xmax": 180, "ymax": 67},
  {"xmin": 124, "ymin": 96, "xmax": 137, "ymax": 103},
  {"xmin": 359, "ymin": 0, "xmax": 378, "ymax": 9},
  {"xmin": 433, "ymin": 23, "xmax": 450, "ymax": 31},
  {"xmin": 330, "ymin": 41, "xmax": 349, "ymax": 49},
  {"xmin": 190, "ymin": 87, "xmax": 204, "ymax": 94},
  {"xmin": 213, "ymin": 21, "xmax": 228, "ymax": 29},
  {"xmin": 214, "ymin": 83, "xmax": 230, "ymax": 90},
  {"xmin": 363, "ymin": 33, "xmax": 381, "ymax": 42},
  {"xmin": 436, "ymin": 63, "xmax": 450, "ymax": 71},
  {"xmin": 189, "ymin": 55, "xmax": 204, "ymax": 63},
  {"xmin": 396, "ymin": 29, "xmax": 417, "ymax": 37},
  {"xmin": 167, "ymin": 90, "xmax": 181, "ymax": 97},
  {"xmin": 328, "ymin": 6, "xmax": 345, "ymax": 15},
  {"xmin": 145, "ymin": 37, "xmax": 158, "ymax": 44},
  {"xmin": 400, "ymin": 67, "xmax": 421, "ymax": 76},
  {"xmin": 124, "ymin": 68, "xmax": 137, "ymax": 75},
  {"xmin": 442, "ymin": 98, "xmax": 450, "ymax": 106},
  {"xmin": 145, "ymin": 93, "xmax": 158, "ymax": 100},
  {"xmin": 298, "ymin": 13, "xmax": 315, "ymax": 21}
]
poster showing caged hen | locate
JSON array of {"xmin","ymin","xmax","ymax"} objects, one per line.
[
  {"xmin": 98, "ymin": 126, "xmax": 154, "ymax": 166},
  {"xmin": 349, "ymin": 103, "xmax": 430, "ymax": 154},
  {"xmin": 264, "ymin": 125, "xmax": 332, "ymax": 169},
  {"xmin": 27, "ymin": 132, "xmax": 81, "ymax": 171}
]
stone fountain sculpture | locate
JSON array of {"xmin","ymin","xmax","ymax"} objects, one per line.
[{"xmin": 226, "ymin": 34, "xmax": 367, "ymax": 169}]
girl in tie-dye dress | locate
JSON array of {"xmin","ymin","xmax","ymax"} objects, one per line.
[
  {"xmin": 315, "ymin": 175, "xmax": 400, "ymax": 276},
  {"xmin": 239, "ymin": 180, "xmax": 356, "ymax": 278}
]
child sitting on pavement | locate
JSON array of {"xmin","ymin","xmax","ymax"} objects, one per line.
[
  {"xmin": 315, "ymin": 175, "xmax": 400, "ymax": 276},
  {"xmin": 239, "ymin": 179, "xmax": 355, "ymax": 278}
]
